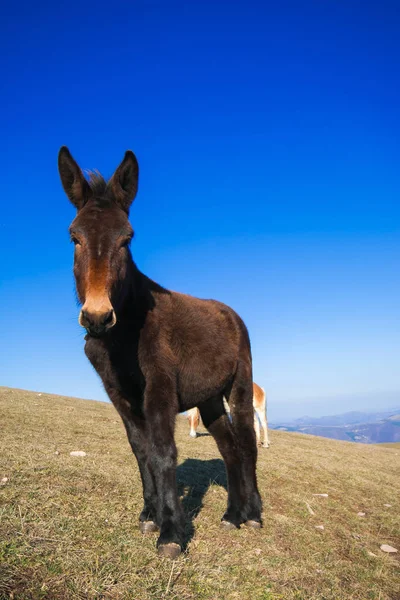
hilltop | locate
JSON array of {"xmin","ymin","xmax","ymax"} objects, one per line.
[{"xmin": 0, "ymin": 387, "xmax": 399, "ymax": 600}]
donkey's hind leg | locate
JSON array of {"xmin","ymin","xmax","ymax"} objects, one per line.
[
  {"xmin": 198, "ymin": 395, "xmax": 245, "ymax": 528},
  {"xmin": 228, "ymin": 362, "xmax": 262, "ymax": 527}
]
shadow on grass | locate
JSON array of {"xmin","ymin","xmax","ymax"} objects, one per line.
[{"xmin": 176, "ymin": 458, "xmax": 227, "ymax": 549}]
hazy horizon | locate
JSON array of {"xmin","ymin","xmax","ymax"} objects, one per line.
[{"xmin": 1, "ymin": 383, "xmax": 398, "ymax": 424}]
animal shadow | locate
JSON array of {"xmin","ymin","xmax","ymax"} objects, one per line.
[{"xmin": 176, "ymin": 458, "xmax": 227, "ymax": 548}]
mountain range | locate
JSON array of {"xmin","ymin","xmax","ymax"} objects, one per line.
[{"xmin": 270, "ymin": 408, "xmax": 400, "ymax": 444}]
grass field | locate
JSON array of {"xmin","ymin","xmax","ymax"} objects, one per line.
[{"xmin": 1, "ymin": 386, "xmax": 399, "ymax": 600}]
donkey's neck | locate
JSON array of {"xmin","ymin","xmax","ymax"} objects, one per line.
[{"xmin": 115, "ymin": 256, "xmax": 161, "ymax": 326}]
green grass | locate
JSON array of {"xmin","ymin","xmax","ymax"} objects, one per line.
[{"xmin": 1, "ymin": 386, "xmax": 399, "ymax": 599}]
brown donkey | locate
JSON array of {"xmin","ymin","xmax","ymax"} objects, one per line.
[{"xmin": 58, "ymin": 147, "xmax": 262, "ymax": 558}]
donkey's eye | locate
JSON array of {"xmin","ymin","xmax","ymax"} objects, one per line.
[
  {"xmin": 120, "ymin": 237, "xmax": 132, "ymax": 248},
  {"xmin": 71, "ymin": 236, "xmax": 81, "ymax": 246}
]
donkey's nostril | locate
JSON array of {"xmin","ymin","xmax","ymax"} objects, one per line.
[
  {"xmin": 79, "ymin": 308, "xmax": 116, "ymax": 335},
  {"xmin": 101, "ymin": 310, "xmax": 114, "ymax": 327},
  {"xmin": 80, "ymin": 309, "xmax": 90, "ymax": 327}
]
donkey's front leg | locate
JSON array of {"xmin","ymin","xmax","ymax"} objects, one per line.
[
  {"xmin": 104, "ymin": 387, "xmax": 159, "ymax": 533},
  {"xmin": 121, "ymin": 414, "xmax": 159, "ymax": 533},
  {"xmin": 144, "ymin": 378, "xmax": 184, "ymax": 558}
]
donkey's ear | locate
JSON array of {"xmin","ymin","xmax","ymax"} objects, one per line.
[
  {"xmin": 58, "ymin": 146, "xmax": 91, "ymax": 210},
  {"xmin": 109, "ymin": 150, "xmax": 139, "ymax": 213}
]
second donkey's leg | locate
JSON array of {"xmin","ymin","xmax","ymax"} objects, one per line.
[
  {"xmin": 254, "ymin": 411, "xmax": 261, "ymax": 445},
  {"xmin": 255, "ymin": 405, "xmax": 270, "ymax": 448}
]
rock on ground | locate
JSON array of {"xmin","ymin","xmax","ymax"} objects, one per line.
[{"xmin": 380, "ymin": 544, "xmax": 398, "ymax": 553}]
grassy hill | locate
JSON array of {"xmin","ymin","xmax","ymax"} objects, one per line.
[{"xmin": 1, "ymin": 387, "xmax": 399, "ymax": 600}]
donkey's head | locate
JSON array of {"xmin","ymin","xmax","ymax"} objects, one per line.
[{"xmin": 58, "ymin": 147, "xmax": 139, "ymax": 337}]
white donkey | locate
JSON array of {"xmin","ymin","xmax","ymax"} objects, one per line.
[{"xmin": 187, "ymin": 382, "xmax": 270, "ymax": 448}]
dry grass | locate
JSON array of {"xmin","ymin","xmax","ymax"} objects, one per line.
[
  {"xmin": 379, "ymin": 443, "xmax": 400, "ymax": 449},
  {"xmin": 1, "ymin": 386, "xmax": 399, "ymax": 600}
]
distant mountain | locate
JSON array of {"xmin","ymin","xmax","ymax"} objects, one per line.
[{"xmin": 270, "ymin": 408, "xmax": 400, "ymax": 444}]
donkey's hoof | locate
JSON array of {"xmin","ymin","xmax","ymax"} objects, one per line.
[
  {"xmin": 157, "ymin": 542, "xmax": 182, "ymax": 559},
  {"xmin": 262, "ymin": 443, "xmax": 270, "ymax": 448},
  {"xmin": 139, "ymin": 520, "xmax": 159, "ymax": 534},
  {"xmin": 244, "ymin": 519, "xmax": 262, "ymax": 529},
  {"xmin": 221, "ymin": 519, "xmax": 238, "ymax": 530}
]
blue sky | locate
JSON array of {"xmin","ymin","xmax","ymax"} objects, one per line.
[{"xmin": 1, "ymin": 1, "xmax": 399, "ymax": 421}]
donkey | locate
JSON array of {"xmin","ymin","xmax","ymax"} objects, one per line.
[
  {"xmin": 58, "ymin": 147, "xmax": 262, "ymax": 558},
  {"xmin": 187, "ymin": 382, "xmax": 270, "ymax": 448}
]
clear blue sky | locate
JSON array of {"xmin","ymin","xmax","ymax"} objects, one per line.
[{"xmin": 1, "ymin": 1, "xmax": 399, "ymax": 421}]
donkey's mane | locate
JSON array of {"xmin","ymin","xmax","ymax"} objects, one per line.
[{"xmin": 85, "ymin": 170, "xmax": 109, "ymax": 198}]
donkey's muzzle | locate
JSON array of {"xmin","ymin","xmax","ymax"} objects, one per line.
[{"xmin": 79, "ymin": 308, "xmax": 116, "ymax": 336}]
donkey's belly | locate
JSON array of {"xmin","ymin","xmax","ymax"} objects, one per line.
[{"xmin": 177, "ymin": 353, "xmax": 235, "ymax": 410}]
